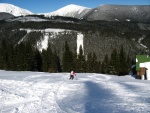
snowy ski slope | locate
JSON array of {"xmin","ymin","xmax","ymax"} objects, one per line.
[{"xmin": 0, "ymin": 70, "xmax": 150, "ymax": 113}]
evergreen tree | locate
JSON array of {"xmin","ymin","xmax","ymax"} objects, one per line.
[
  {"xmin": 72, "ymin": 51, "xmax": 78, "ymax": 72},
  {"xmin": 0, "ymin": 39, "xmax": 8, "ymax": 69},
  {"xmin": 52, "ymin": 50, "xmax": 60, "ymax": 72},
  {"xmin": 92, "ymin": 52, "xmax": 100, "ymax": 73},
  {"xmin": 41, "ymin": 46, "xmax": 62, "ymax": 73},
  {"xmin": 7, "ymin": 44, "xmax": 15, "ymax": 70},
  {"xmin": 42, "ymin": 49, "xmax": 48, "ymax": 72},
  {"xmin": 86, "ymin": 52, "xmax": 100, "ymax": 73},
  {"xmin": 41, "ymin": 42, "xmax": 55, "ymax": 72},
  {"xmin": 55, "ymin": 52, "xmax": 62, "ymax": 72},
  {"xmin": 101, "ymin": 54, "xmax": 109, "ymax": 74},
  {"xmin": 47, "ymin": 43, "xmax": 56, "ymax": 72},
  {"xmin": 25, "ymin": 42, "xmax": 35, "ymax": 71},
  {"xmin": 118, "ymin": 46, "xmax": 127, "ymax": 75},
  {"xmin": 109, "ymin": 49, "xmax": 119, "ymax": 75},
  {"xmin": 101, "ymin": 62, "xmax": 105, "ymax": 74},
  {"xmin": 86, "ymin": 53, "xmax": 93, "ymax": 72},
  {"xmin": 14, "ymin": 42, "xmax": 25, "ymax": 70},
  {"xmin": 126, "ymin": 54, "xmax": 132, "ymax": 74},
  {"xmin": 77, "ymin": 45, "xmax": 86, "ymax": 72},
  {"xmin": 98, "ymin": 61, "xmax": 102, "ymax": 73},
  {"xmin": 33, "ymin": 48, "xmax": 42, "ymax": 71},
  {"xmin": 14, "ymin": 42, "xmax": 36, "ymax": 71},
  {"xmin": 62, "ymin": 41, "xmax": 74, "ymax": 72}
]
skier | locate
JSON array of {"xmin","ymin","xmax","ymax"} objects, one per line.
[{"xmin": 69, "ymin": 70, "xmax": 76, "ymax": 80}]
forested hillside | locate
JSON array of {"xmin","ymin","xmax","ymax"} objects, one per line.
[{"xmin": 0, "ymin": 19, "xmax": 149, "ymax": 75}]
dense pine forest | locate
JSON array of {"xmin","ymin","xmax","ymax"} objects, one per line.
[
  {"xmin": 0, "ymin": 17, "xmax": 149, "ymax": 75},
  {"xmin": 0, "ymin": 39, "xmax": 131, "ymax": 75}
]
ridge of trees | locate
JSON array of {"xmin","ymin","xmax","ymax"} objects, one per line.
[
  {"xmin": 0, "ymin": 19, "xmax": 148, "ymax": 75},
  {"xmin": 0, "ymin": 40, "xmax": 131, "ymax": 75}
]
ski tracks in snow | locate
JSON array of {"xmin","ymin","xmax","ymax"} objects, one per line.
[
  {"xmin": 0, "ymin": 72, "xmax": 150, "ymax": 113},
  {"xmin": 0, "ymin": 74, "xmax": 69, "ymax": 113},
  {"xmin": 91, "ymin": 74, "xmax": 150, "ymax": 113},
  {"xmin": 54, "ymin": 73, "xmax": 85, "ymax": 113}
]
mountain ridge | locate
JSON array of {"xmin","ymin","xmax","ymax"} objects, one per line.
[
  {"xmin": 0, "ymin": 3, "xmax": 33, "ymax": 16},
  {"xmin": 83, "ymin": 4, "xmax": 150, "ymax": 23},
  {"xmin": 0, "ymin": 3, "xmax": 150, "ymax": 62},
  {"xmin": 0, "ymin": 3, "xmax": 150, "ymax": 23},
  {"xmin": 45, "ymin": 4, "xmax": 91, "ymax": 18}
]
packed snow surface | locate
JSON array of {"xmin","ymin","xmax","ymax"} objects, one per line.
[{"xmin": 0, "ymin": 70, "xmax": 150, "ymax": 113}]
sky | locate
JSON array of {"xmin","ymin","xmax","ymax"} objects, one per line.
[{"xmin": 0, "ymin": 0, "xmax": 150, "ymax": 13}]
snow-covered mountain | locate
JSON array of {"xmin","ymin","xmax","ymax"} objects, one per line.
[
  {"xmin": 0, "ymin": 3, "xmax": 33, "ymax": 16},
  {"xmin": 45, "ymin": 4, "xmax": 91, "ymax": 18},
  {"xmin": 1, "ymin": 3, "xmax": 149, "ymax": 22},
  {"xmin": 83, "ymin": 4, "xmax": 150, "ymax": 23}
]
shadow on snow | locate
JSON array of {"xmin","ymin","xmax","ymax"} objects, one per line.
[{"xmin": 84, "ymin": 81, "xmax": 133, "ymax": 113}]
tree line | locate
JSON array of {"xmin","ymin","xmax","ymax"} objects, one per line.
[{"xmin": 0, "ymin": 39, "xmax": 131, "ymax": 75}]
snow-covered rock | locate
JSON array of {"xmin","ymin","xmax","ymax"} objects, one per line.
[
  {"xmin": 45, "ymin": 4, "xmax": 91, "ymax": 18},
  {"xmin": 0, "ymin": 3, "xmax": 33, "ymax": 16}
]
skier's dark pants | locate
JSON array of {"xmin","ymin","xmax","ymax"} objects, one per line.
[{"xmin": 70, "ymin": 75, "xmax": 74, "ymax": 80}]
